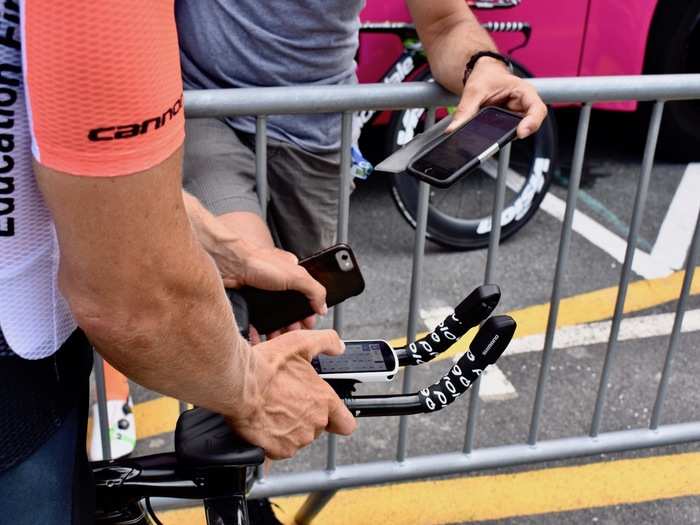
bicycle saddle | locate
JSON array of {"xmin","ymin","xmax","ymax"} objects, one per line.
[{"xmin": 175, "ymin": 408, "xmax": 264, "ymax": 470}]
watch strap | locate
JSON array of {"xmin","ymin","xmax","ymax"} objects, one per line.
[{"xmin": 462, "ymin": 51, "xmax": 512, "ymax": 85}]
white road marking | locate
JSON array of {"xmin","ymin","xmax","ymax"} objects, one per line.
[
  {"xmin": 538, "ymin": 192, "xmax": 671, "ymax": 279},
  {"xmin": 476, "ymin": 364, "xmax": 518, "ymax": 401},
  {"xmin": 481, "ymin": 163, "xmax": 673, "ymax": 279},
  {"xmin": 506, "ymin": 308, "xmax": 700, "ymax": 356},
  {"xmin": 651, "ymin": 163, "xmax": 700, "ymax": 270},
  {"xmin": 421, "ymin": 306, "xmax": 517, "ymax": 401},
  {"xmin": 419, "ymin": 306, "xmax": 454, "ymax": 332}
]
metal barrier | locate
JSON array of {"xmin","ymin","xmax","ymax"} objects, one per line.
[{"xmin": 93, "ymin": 74, "xmax": 700, "ymax": 520}]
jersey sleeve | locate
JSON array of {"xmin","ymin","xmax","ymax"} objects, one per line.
[{"xmin": 22, "ymin": 1, "xmax": 184, "ymax": 177}]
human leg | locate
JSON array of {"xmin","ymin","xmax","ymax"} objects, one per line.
[
  {"xmin": 0, "ymin": 331, "xmax": 94, "ymax": 524},
  {"xmin": 266, "ymin": 141, "xmax": 342, "ymax": 258}
]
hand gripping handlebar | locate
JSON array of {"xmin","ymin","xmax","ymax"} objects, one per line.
[
  {"xmin": 344, "ymin": 314, "xmax": 516, "ymax": 417},
  {"xmin": 395, "ymin": 284, "xmax": 501, "ymax": 366}
]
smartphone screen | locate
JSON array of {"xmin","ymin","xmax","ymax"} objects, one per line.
[
  {"xmin": 411, "ymin": 108, "xmax": 522, "ymax": 183},
  {"xmin": 312, "ymin": 340, "xmax": 396, "ymax": 375}
]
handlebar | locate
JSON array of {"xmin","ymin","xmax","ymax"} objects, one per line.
[
  {"xmin": 395, "ymin": 284, "xmax": 501, "ymax": 366},
  {"xmin": 344, "ymin": 315, "xmax": 516, "ymax": 417}
]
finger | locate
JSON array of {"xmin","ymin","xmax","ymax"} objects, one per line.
[
  {"xmin": 279, "ymin": 329, "xmax": 344, "ymax": 361},
  {"xmin": 249, "ymin": 325, "xmax": 261, "ymax": 346},
  {"xmin": 325, "ymin": 396, "xmax": 357, "ymax": 436},
  {"xmin": 301, "ymin": 315, "xmax": 316, "ymax": 330},
  {"xmin": 289, "ymin": 266, "xmax": 328, "ymax": 317},
  {"xmin": 445, "ymin": 89, "xmax": 483, "ymax": 133},
  {"xmin": 514, "ymin": 88, "xmax": 547, "ymax": 139},
  {"xmin": 268, "ymin": 329, "xmax": 282, "ymax": 339},
  {"xmin": 285, "ymin": 322, "xmax": 303, "ymax": 333}
]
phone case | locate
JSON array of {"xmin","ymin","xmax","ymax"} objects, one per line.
[
  {"xmin": 239, "ymin": 243, "xmax": 365, "ymax": 334},
  {"xmin": 406, "ymin": 107, "xmax": 521, "ymax": 189}
]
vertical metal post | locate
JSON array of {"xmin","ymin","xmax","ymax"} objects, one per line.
[
  {"xmin": 590, "ymin": 101, "xmax": 664, "ymax": 437},
  {"xmin": 396, "ymin": 108, "xmax": 436, "ymax": 463},
  {"xmin": 650, "ymin": 206, "xmax": 700, "ymax": 429},
  {"xmin": 296, "ymin": 112, "xmax": 353, "ymax": 525},
  {"xmin": 331, "ymin": 111, "xmax": 353, "ymax": 335},
  {"xmin": 93, "ymin": 351, "xmax": 112, "ymax": 460},
  {"xmin": 255, "ymin": 116, "xmax": 269, "ymax": 219},
  {"xmin": 463, "ymin": 143, "xmax": 511, "ymax": 453},
  {"xmin": 528, "ymin": 104, "xmax": 592, "ymax": 445}
]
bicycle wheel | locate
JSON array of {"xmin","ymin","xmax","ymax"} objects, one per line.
[{"xmin": 387, "ymin": 63, "xmax": 557, "ymax": 250}]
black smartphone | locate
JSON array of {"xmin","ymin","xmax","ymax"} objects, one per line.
[
  {"xmin": 407, "ymin": 106, "xmax": 522, "ymax": 188},
  {"xmin": 239, "ymin": 243, "xmax": 365, "ymax": 334}
]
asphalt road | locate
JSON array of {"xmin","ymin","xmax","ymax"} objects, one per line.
[{"xmin": 129, "ymin": 107, "xmax": 700, "ymax": 524}]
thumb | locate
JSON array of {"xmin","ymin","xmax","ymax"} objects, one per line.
[{"xmin": 445, "ymin": 90, "xmax": 482, "ymax": 134}]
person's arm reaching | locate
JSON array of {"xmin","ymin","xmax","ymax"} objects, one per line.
[
  {"xmin": 183, "ymin": 191, "xmax": 327, "ymax": 328},
  {"xmin": 26, "ymin": 1, "xmax": 354, "ymax": 459},
  {"xmin": 407, "ymin": 0, "xmax": 547, "ymax": 137}
]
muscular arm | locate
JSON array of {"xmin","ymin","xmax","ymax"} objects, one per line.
[
  {"xmin": 26, "ymin": 1, "xmax": 354, "ymax": 459},
  {"xmin": 183, "ymin": 190, "xmax": 327, "ymax": 321},
  {"xmin": 36, "ymin": 149, "xmax": 259, "ymax": 417},
  {"xmin": 407, "ymin": 0, "xmax": 547, "ymax": 137},
  {"xmin": 407, "ymin": 0, "xmax": 497, "ymax": 95}
]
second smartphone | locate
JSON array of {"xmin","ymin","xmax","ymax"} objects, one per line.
[
  {"xmin": 407, "ymin": 106, "xmax": 523, "ymax": 188},
  {"xmin": 240, "ymin": 243, "xmax": 365, "ymax": 334}
]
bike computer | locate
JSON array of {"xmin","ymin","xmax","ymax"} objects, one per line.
[{"xmin": 312, "ymin": 340, "xmax": 398, "ymax": 382}]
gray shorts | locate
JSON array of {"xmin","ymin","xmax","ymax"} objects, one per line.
[{"xmin": 182, "ymin": 117, "xmax": 341, "ymax": 258}]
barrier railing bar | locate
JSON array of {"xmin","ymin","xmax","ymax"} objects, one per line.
[
  {"xmin": 255, "ymin": 116, "xmax": 269, "ymax": 218},
  {"xmin": 590, "ymin": 100, "xmax": 665, "ymax": 437},
  {"xmin": 93, "ymin": 351, "xmax": 112, "ymax": 461},
  {"xmin": 324, "ymin": 111, "xmax": 354, "ymax": 476},
  {"xmin": 650, "ymin": 207, "xmax": 700, "ymax": 429},
  {"xmin": 464, "ymin": 142, "xmax": 511, "ymax": 454},
  {"xmin": 184, "ymin": 75, "xmax": 700, "ymax": 118},
  {"xmin": 528, "ymin": 104, "xmax": 592, "ymax": 445},
  {"xmin": 296, "ymin": 112, "xmax": 355, "ymax": 524},
  {"xmin": 245, "ymin": 421, "xmax": 700, "ymax": 499},
  {"xmin": 397, "ymin": 108, "xmax": 436, "ymax": 463}
]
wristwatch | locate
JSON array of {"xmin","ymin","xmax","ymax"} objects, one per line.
[{"xmin": 462, "ymin": 51, "xmax": 513, "ymax": 85}]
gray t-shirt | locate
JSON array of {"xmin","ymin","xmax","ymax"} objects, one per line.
[{"xmin": 176, "ymin": 0, "xmax": 364, "ymax": 153}]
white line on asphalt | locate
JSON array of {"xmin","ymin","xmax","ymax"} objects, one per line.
[
  {"xmin": 477, "ymin": 364, "xmax": 518, "ymax": 401},
  {"xmin": 419, "ymin": 306, "xmax": 453, "ymax": 332},
  {"xmin": 650, "ymin": 163, "xmax": 700, "ymax": 270},
  {"xmin": 481, "ymin": 162, "xmax": 673, "ymax": 279},
  {"xmin": 421, "ymin": 306, "xmax": 517, "ymax": 401},
  {"xmin": 506, "ymin": 308, "xmax": 700, "ymax": 356},
  {"xmin": 537, "ymin": 192, "xmax": 671, "ymax": 279}
]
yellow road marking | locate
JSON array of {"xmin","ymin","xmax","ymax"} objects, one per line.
[
  {"xmin": 390, "ymin": 266, "xmax": 700, "ymax": 363},
  {"xmin": 159, "ymin": 451, "xmax": 700, "ymax": 525},
  {"xmin": 125, "ymin": 267, "xmax": 699, "ymax": 442},
  {"xmin": 133, "ymin": 396, "xmax": 181, "ymax": 440}
]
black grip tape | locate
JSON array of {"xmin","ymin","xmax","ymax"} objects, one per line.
[{"xmin": 417, "ymin": 315, "xmax": 516, "ymax": 412}]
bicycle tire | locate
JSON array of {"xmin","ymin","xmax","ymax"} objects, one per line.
[{"xmin": 386, "ymin": 63, "xmax": 557, "ymax": 250}]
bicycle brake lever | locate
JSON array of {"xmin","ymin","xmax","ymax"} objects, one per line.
[
  {"xmin": 395, "ymin": 284, "xmax": 501, "ymax": 367},
  {"xmin": 345, "ymin": 315, "xmax": 516, "ymax": 417}
]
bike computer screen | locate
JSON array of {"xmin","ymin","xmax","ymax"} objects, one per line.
[
  {"xmin": 409, "ymin": 107, "xmax": 522, "ymax": 186},
  {"xmin": 312, "ymin": 340, "xmax": 397, "ymax": 381}
]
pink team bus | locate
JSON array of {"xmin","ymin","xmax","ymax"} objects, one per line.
[{"xmin": 357, "ymin": 0, "xmax": 698, "ymax": 153}]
